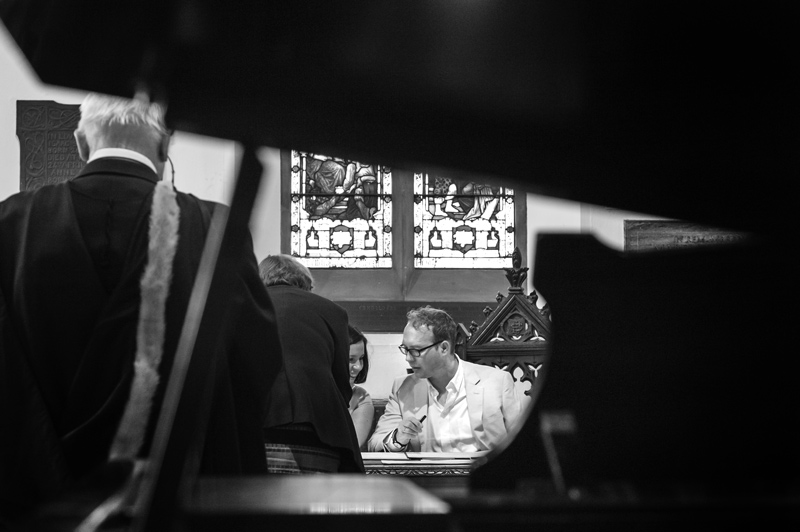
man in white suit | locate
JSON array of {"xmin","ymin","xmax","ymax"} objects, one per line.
[{"xmin": 368, "ymin": 306, "xmax": 521, "ymax": 452}]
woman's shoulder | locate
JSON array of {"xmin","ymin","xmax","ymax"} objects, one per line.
[{"xmin": 352, "ymin": 385, "xmax": 373, "ymax": 404}]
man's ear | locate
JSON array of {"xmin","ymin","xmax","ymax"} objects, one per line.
[
  {"xmin": 441, "ymin": 340, "xmax": 451, "ymax": 355},
  {"xmin": 157, "ymin": 133, "xmax": 171, "ymax": 162},
  {"xmin": 74, "ymin": 130, "xmax": 90, "ymax": 161}
]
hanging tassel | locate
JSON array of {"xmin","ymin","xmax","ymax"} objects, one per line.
[{"xmin": 109, "ymin": 179, "xmax": 180, "ymax": 461}]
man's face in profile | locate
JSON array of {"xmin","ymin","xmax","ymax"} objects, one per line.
[{"xmin": 402, "ymin": 323, "xmax": 447, "ymax": 380}]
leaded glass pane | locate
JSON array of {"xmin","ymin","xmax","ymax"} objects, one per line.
[
  {"xmin": 290, "ymin": 151, "xmax": 392, "ymax": 268},
  {"xmin": 413, "ymin": 173, "xmax": 515, "ymax": 268}
]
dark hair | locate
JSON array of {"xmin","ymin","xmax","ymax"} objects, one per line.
[
  {"xmin": 348, "ymin": 324, "xmax": 369, "ymax": 385},
  {"xmin": 406, "ymin": 305, "xmax": 457, "ymax": 349},
  {"xmin": 258, "ymin": 254, "xmax": 314, "ymax": 291}
]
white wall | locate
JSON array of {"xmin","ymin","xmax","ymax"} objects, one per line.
[
  {"xmin": 252, "ymin": 147, "xmax": 283, "ymax": 261},
  {"xmin": 581, "ymin": 203, "xmax": 668, "ymax": 250},
  {"xmin": 360, "ymin": 334, "xmax": 406, "ymax": 400},
  {"xmin": 168, "ymin": 132, "xmax": 235, "ymax": 205}
]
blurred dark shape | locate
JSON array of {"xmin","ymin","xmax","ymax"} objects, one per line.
[
  {"xmin": 472, "ymin": 235, "xmax": 799, "ymax": 496},
  {"xmin": 2, "ymin": 1, "xmax": 797, "ymax": 235}
]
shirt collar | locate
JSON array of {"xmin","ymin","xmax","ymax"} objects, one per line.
[
  {"xmin": 428, "ymin": 356, "xmax": 465, "ymax": 397},
  {"xmin": 88, "ymin": 148, "xmax": 158, "ymax": 174},
  {"xmin": 449, "ymin": 357, "xmax": 465, "ymax": 393}
]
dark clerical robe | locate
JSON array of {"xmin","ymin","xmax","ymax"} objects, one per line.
[{"xmin": 0, "ymin": 158, "xmax": 281, "ymax": 522}]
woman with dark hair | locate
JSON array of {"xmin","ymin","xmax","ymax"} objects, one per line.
[
  {"xmin": 258, "ymin": 254, "xmax": 363, "ymax": 473},
  {"xmin": 347, "ymin": 325, "xmax": 374, "ymax": 449}
]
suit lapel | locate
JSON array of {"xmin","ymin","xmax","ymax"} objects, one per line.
[
  {"xmin": 411, "ymin": 378, "xmax": 428, "ymax": 451},
  {"xmin": 463, "ymin": 362, "xmax": 488, "ymax": 448}
]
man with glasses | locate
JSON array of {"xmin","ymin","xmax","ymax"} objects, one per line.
[{"xmin": 367, "ymin": 306, "xmax": 521, "ymax": 452}]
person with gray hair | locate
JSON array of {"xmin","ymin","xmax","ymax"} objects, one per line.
[
  {"xmin": 0, "ymin": 92, "xmax": 282, "ymax": 525},
  {"xmin": 258, "ymin": 253, "xmax": 314, "ymax": 291},
  {"xmin": 258, "ymin": 254, "xmax": 364, "ymax": 474},
  {"xmin": 74, "ymin": 92, "xmax": 171, "ymax": 174},
  {"xmin": 368, "ymin": 305, "xmax": 521, "ymax": 452}
]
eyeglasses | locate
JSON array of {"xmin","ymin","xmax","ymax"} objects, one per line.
[{"xmin": 398, "ymin": 340, "xmax": 444, "ymax": 358}]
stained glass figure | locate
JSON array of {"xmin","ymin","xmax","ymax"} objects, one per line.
[
  {"xmin": 290, "ymin": 151, "xmax": 392, "ymax": 268},
  {"xmin": 414, "ymin": 173, "xmax": 515, "ymax": 268}
]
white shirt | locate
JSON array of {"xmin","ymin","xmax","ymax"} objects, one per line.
[
  {"xmin": 425, "ymin": 358, "xmax": 478, "ymax": 452},
  {"xmin": 384, "ymin": 358, "xmax": 479, "ymax": 452},
  {"xmin": 88, "ymin": 148, "xmax": 158, "ymax": 174}
]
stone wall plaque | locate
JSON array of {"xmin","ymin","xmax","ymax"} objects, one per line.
[
  {"xmin": 16, "ymin": 100, "xmax": 84, "ymax": 191},
  {"xmin": 624, "ymin": 220, "xmax": 750, "ymax": 252}
]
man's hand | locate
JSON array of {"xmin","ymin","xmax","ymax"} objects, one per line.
[{"xmin": 395, "ymin": 417, "xmax": 424, "ymax": 445}]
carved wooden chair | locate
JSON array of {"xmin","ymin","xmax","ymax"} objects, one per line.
[{"xmin": 455, "ymin": 248, "xmax": 551, "ymax": 407}]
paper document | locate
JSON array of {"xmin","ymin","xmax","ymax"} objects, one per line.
[
  {"xmin": 362, "ymin": 451, "xmax": 490, "ymax": 461},
  {"xmin": 379, "ymin": 460, "xmax": 474, "ymax": 466},
  {"xmin": 361, "ymin": 452, "xmax": 406, "ymax": 460},
  {"xmin": 405, "ymin": 451, "xmax": 489, "ymax": 460}
]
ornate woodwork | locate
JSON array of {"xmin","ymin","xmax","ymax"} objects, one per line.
[{"xmin": 456, "ymin": 247, "xmax": 551, "ymax": 400}]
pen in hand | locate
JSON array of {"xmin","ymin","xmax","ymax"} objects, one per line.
[{"xmin": 419, "ymin": 415, "xmax": 427, "ymax": 423}]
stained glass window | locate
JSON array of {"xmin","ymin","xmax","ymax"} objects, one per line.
[
  {"xmin": 413, "ymin": 173, "xmax": 515, "ymax": 268},
  {"xmin": 290, "ymin": 151, "xmax": 392, "ymax": 268}
]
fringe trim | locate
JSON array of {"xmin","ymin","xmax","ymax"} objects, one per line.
[{"xmin": 109, "ymin": 179, "xmax": 180, "ymax": 461}]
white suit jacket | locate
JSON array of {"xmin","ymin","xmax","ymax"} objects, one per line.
[{"xmin": 367, "ymin": 359, "xmax": 521, "ymax": 452}]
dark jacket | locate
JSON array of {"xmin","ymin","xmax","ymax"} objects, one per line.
[
  {"xmin": 264, "ymin": 284, "xmax": 364, "ymax": 472},
  {"xmin": 0, "ymin": 158, "xmax": 282, "ymax": 520}
]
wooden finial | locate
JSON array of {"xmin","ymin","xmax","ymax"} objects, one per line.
[{"xmin": 504, "ymin": 247, "xmax": 528, "ymax": 292}]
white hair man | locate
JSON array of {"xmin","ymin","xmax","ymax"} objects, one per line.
[
  {"xmin": 74, "ymin": 92, "xmax": 172, "ymax": 179},
  {"xmin": 0, "ymin": 92, "xmax": 282, "ymax": 525}
]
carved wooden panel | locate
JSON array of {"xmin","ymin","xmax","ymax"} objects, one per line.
[
  {"xmin": 459, "ymin": 248, "xmax": 551, "ymax": 399},
  {"xmin": 16, "ymin": 100, "xmax": 84, "ymax": 191}
]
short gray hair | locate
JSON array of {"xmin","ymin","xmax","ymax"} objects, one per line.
[
  {"xmin": 77, "ymin": 92, "xmax": 168, "ymax": 139},
  {"xmin": 259, "ymin": 254, "xmax": 314, "ymax": 291}
]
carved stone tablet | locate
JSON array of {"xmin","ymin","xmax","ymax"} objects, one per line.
[
  {"xmin": 17, "ymin": 100, "xmax": 84, "ymax": 191},
  {"xmin": 624, "ymin": 220, "xmax": 749, "ymax": 252}
]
